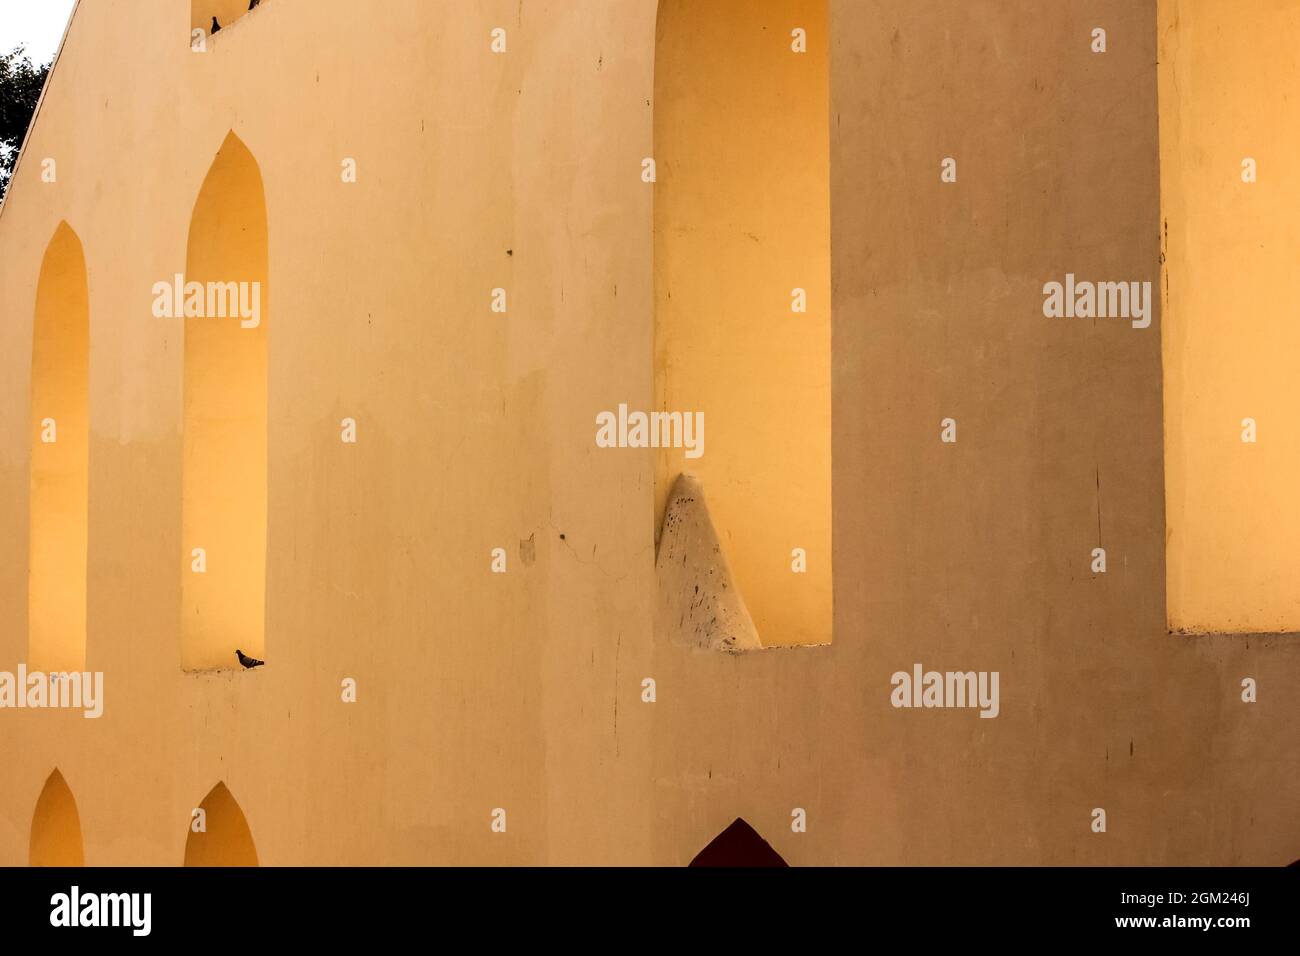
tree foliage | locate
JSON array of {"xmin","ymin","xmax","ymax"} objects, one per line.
[{"xmin": 0, "ymin": 46, "xmax": 51, "ymax": 199}]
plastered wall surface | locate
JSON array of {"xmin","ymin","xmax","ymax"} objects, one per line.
[{"xmin": 0, "ymin": 0, "xmax": 1296, "ymax": 866}]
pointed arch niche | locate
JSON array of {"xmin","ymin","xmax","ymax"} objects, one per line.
[
  {"xmin": 29, "ymin": 222, "xmax": 89, "ymax": 673},
  {"xmin": 181, "ymin": 132, "xmax": 268, "ymax": 671},
  {"xmin": 184, "ymin": 782, "xmax": 259, "ymax": 866},
  {"xmin": 29, "ymin": 769, "xmax": 85, "ymax": 866},
  {"xmin": 653, "ymin": 0, "xmax": 832, "ymax": 649}
]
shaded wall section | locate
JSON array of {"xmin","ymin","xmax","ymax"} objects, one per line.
[
  {"xmin": 654, "ymin": 0, "xmax": 832, "ymax": 647},
  {"xmin": 1159, "ymin": 0, "xmax": 1300, "ymax": 633}
]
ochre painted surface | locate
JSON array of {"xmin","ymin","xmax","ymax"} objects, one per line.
[
  {"xmin": 654, "ymin": 0, "xmax": 832, "ymax": 648},
  {"xmin": 1159, "ymin": 0, "xmax": 1300, "ymax": 633},
  {"xmin": 28, "ymin": 223, "xmax": 89, "ymax": 673},
  {"xmin": 0, "ymin": 0, "xmax": 1296, "ymax": 866},
  {"xmin": 29, "ymin": 769, "xmax": 84, "ymax": 866}
]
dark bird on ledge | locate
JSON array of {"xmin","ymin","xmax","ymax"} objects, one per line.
[
  {"xmin": 211, "ymin": 16, "xmax": 221, "ymax": 34},
  {"xmin": 236, "ymin": 649, "xmax": 264, "ymax": 669}
]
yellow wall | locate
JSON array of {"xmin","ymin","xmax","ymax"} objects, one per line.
[
  {"xmin": 1159, "ymin": 0, "xmax": 1300, "ymax": 632},
  {"xmin": 654, "ymin": 0, "xmax": 832, "ymax": 648},
  {"xmin": 0, "ymin": 0, "xmax": 1296, "ymax": 867},
  {"xmin": 28, "ymin": 222, "xmax": 89, "ymax": 673}
]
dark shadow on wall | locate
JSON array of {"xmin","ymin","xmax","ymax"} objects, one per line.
[{"xmin": 689, "ymin": 818, "xmax": 788, "ymax": 867}]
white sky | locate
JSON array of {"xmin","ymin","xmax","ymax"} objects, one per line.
[{"xmin": 0, "ymin": 0, "xmax": 78, "ymax": 66}]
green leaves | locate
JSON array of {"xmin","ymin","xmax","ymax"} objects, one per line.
[{"xmin": 0, "ymin": 45, "xmax": 51, "ymax": 197}]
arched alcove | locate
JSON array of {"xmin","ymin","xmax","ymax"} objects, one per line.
[
  {"xmin": 689, "ymin": 818, "xmax": 788, "ymax": 867},
  {"xmin": 181, "ymin": 131, "xmax": 268, "ymax": 671},
  {"xmin": 184, "ymin": 781, "xmax": 259, "ymax": 866},
  {"xmin": 29, "ymin": 769, "xmax": 85, "ymax": 866},
  {"xmin": 29, "ymin": 221, "xmax": 89, "ymax": 673},
  {"xmin": 192, "ymin": 0, "xmax": 267, "ymax": 36},
  {"xmin": 654, "ymin": 0, "xmax": 832, "ymax": 648}
]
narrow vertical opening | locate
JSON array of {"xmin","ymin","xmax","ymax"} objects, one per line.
[
  {"xmin": 181, "ymin": 131, "xmax": 268, "ymax": 671},
  {"xmin": 654, "ymin": 0, "xmax": 832, "ymax": 648},
  {"xmin": 1159, "ymin": 1, "xmax": 1300, "ymax": 633},
  {"xmin": 29, "ymin": 221, "xmax": 89, "ymax": 673}
]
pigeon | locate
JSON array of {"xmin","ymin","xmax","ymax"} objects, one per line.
[
  {"xmin": 211, "ymin": 16, "xmax": 221, "ymax": 34},
  {"xmin": 236, "ymin": 649, "xmax": 264, "ymax": 669}
]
